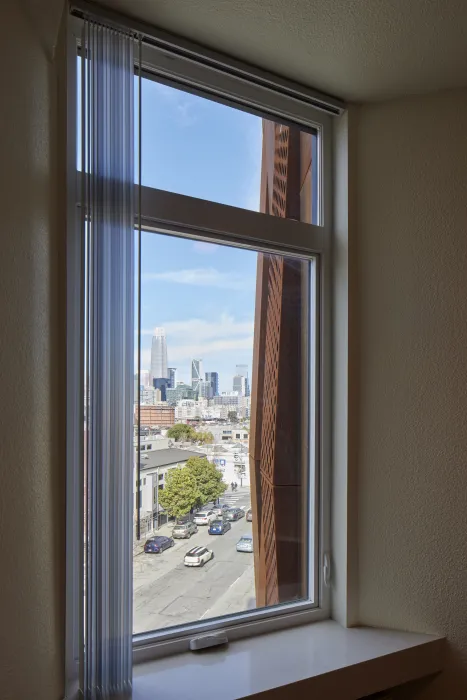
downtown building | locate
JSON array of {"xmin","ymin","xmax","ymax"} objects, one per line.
[
  {"xmin": 205, "ymin": 371, "xmax": 219, "ymax": 397},
  {"xmin": 249, "ymin": 119, "xmax": 313, "ymax": 607}
]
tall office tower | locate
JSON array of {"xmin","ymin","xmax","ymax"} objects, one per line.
[
  {"xmin": 191, "ymin": 359, "xmax": 204, "ymax": 393},
  {"xmin": 235, "ymin": 364, "xmax": 250, "ymax": 397},
  {"xmin": 233, "ymin": 374, "xmax": 247, "ymax": 396},
  {"xmin": 250, "ymin": 119, "xmax": 312, "ymax": 608},
  {"xmin": 150, "ymin": 327, "xmax": 168, "ymax": 383},
  {"xmin": 205, "ymin": 371, "xmax": 219, "ymax": 397},
  {"xmin": 140, "ymin": 369, "xmax": 150, "ymax": 387},
  {"xmin": 167, "ymin": 367, "xmax": 177, "ymax": 389},
  {"xmin": 198, "ymin": 380, "xmax": 213, "ymax": 399},
  {"xmin": 152, "ymin": 377, "xmax": 168, "ymax": 402}
]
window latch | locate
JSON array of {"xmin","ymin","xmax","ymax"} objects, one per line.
[
  {"xmin": 190, "ymin": 631, "xmax": 229, "ymax": 652},
  {"xmin": 323, "ymin": 551, "xmax": 332, "ymax": 588}
]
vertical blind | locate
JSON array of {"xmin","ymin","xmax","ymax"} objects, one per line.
[{"xmin": 82, "ymin": 20, "xmax": 136, "ymax": 699}]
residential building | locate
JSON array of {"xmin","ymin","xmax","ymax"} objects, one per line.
[
  {"xmin": 137, "ymin": 404, "xmax": 175, "ymax": 428},
  {"xmin": 150, "ymin": 327, "xmax": 168, "ymax": 383},
  {"xmin": 205, "ymin": 371, "xmax": 219, "ymax": 396},
  {"xmin": 175, "ymin": 399, "xmax": 208, "ymax": 420},
  {"xmin": 191, "ymin": 358, "xmax": 203, "ymax": 392},
  {"xmin": 135, "ymin": 447, "xmax": 206, "ymax": 524},
  {"xmin": 211, "ymin": 392, "xmax": 240, "ymax": 407},
  {"xmin": 140, "ymin": 386, "xmax": 162, "ymax": 404}
]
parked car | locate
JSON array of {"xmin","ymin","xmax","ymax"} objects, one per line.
[
  {"xmin": 208, "ymin": 519, "xmax": 231, "ymax": 535},
  {"xmin": 172, "ymin": 522, "xmax": 198, "ymax": 539},
  {"xmin": 193, "ymin": 510, "xmax": 216, "ymax": 526},
  {"xmin": 225, "ymin": 507, "xmax": 245, "ymax": 522},
  {"xmin": 184, "ymin": 546, "xmax": 214, "ymax": 567},
  {"xmin": 144, "ymin": 535, "xmax": 175, "ymax": 553},
  {"xmin": 236, "ymin": 534, "xmax": 253, "ymax": 553},
  {"xmin": 212, "ymin": 503, "xmax": 230, "ymax": 517},
  {"xmin": 176, "ymin": 513, "xmax": 194, "ymax": 525},
  {"xmin": 246, "ymin": 509, "xmax": 253, "ymax": 522}
]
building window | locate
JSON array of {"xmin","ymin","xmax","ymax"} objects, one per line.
[{"xmin": 70, "ymin": 9, "xmax": 336, "ymax": 680}]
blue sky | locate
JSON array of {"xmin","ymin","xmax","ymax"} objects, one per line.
[{"xmin": 139, "ymin": 79, "xmax": 262, "ymax": 391}]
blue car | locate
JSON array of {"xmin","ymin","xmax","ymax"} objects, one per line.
[
  {"xmin": 144, "ymin": 535, "xmax": 175, "ymax": 553},
  {"xmin": 208, "ymin": 519, "xmax": 232, "ymax": 535}
]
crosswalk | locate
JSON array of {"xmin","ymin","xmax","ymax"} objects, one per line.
[{"xmin": 221, "ymin": 491, "xmax": 250, "ymax": 509}]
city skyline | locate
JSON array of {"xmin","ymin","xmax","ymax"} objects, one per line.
[
  {"xmin": 143, "ymin": 325, "xmax": 249, "ymax": 396},
  {"xmin": 136, "ymin": 77, "xmax": 259, "ymax": 394}
]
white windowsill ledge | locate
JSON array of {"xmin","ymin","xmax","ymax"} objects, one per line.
[{"xmin": 133, "ymin": 620, "xmax": 444, "ymax": 700}]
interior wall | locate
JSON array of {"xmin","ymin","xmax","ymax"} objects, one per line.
[
  {"xmin": 356, "ymin": 88, "xmax": 467, "ymax": 698},
  {"xmin": 0, "ymin": 1, "xmax": 65, "ymax": 699}
]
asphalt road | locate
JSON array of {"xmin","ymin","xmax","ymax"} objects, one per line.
[{"xmin": 133, "ymin": 489, "xmax": 254, "ymax": 634}]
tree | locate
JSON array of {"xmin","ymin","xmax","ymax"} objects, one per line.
[
  {"xmin": 228, "ymin": 411, "xmax": 238, "ymax": 422},
  {"xmin": 196, "ymin": 430, "xmax": 214, "ymax": 445},
  {"xmin": 186, "ymin": 456, "xmax": 227, "ymax": 506},
  {"xmin": 158, "ymin": 467, "xmax": 200, "ymax": 518},
  {"xmin": 167, "ymin": 423, "xmax": 196, "ymax": 442}
]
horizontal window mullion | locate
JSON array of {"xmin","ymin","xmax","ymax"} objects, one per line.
[{"xmin": 139, "ymin": 186, "xmax": 326, "ymax": 257}]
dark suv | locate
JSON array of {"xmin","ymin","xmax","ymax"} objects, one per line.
[
  {"xmin": 208, "ymin": 519, "xmax": 232, "ymax": 535},
  {"xmin": 144, "ymin": 535, "xmax": 174, "ymax": 553}
]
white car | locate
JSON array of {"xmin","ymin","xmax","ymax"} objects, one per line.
[
  {"xmin": 193, "ymin": 510, "xmax": 216, "ymax": 525},
  {"xmin": 236, "ymin": 534, "xmax": 253, "ymax": 553},
  {"xmin": 184, "ymin": 546, "xmax": 214, "ymax": 567}
]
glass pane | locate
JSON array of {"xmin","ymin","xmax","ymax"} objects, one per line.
[
  {"xmin": 141, "ymin": 76, "xmax": 319, "ymax": 224},
  {"xmin": 133, "ymin": 231, "xmax": 316, "ymax": 634}
]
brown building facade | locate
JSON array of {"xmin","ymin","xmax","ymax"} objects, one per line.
[
  {"xmin": 138, "ymin": 404, "xmax": 175, "ymax": 428},
  {"xmin": 250, "ymin": 120, "xmax": 314, "ymax": 607}
]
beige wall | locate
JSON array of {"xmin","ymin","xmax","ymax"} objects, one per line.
[
  {"xmin": 355, "ymin": 89, "xmax": 467, "ymax": 697},
  {"xmin": 0, "ymin": 1, "xmax": 65, "ymax": 699}
]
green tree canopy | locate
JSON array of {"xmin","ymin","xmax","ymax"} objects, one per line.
[
  {"xmin": 196, "ymin": 431, "xmax": 214, "ymax": 445},
  {"xmin": 167, "ymin": 423, "xmax": 197, "ymax": 442},
  {"xmin": 158, "ymin": 467, "xmax": 200, "ymax": 518},
  {"xmin": 227, "ymin": 411, "xmax": 238, "ymax": 422},
  {"xmin": 186, "ymin": 456, "xmax": 227, "ymax": 506}
]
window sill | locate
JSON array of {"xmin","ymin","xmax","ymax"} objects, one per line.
[{"xmin": 132, "ymin": 620, "xmax": 444, "ymax": 700}]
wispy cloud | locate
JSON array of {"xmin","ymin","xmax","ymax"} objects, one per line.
[
  {"xmin": 142, "ymin": 267, "xmax": 254, "ymax": 291},
  {"xmin": 150, "ymin": 81, "xmax": 197, "ymax": 127},
  {"xmin": 141, "ymin": 314, "xmax": 253, "ymax": 339},
  {"xmin": 137, "ymin": 314, "xmax": 254, "ymax": 375}
]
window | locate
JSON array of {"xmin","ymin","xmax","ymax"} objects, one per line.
[{"xmin": 68, "ymin": 8, "xmax": 339, "ymax": 689}]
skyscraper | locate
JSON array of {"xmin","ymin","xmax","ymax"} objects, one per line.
[
  {"xmin": 191, "ymin": 359, "xmax": 204, "ymax": 393},
  {"xmin": 233, "ymin": 374, "xmax": 246, "ymax": 396},
  {"xmin": 150, "ymin": 327, "xmax": 168, "ymax": 383},
  {"xmin": 167, "ymin": 367, "xmax": 177, "ymax": 389},
  {"xmin": 235, "ymin": 364, "xmax": 250, "ymax": 397},
  {"xmin": 205, "ymin": 371, "xmax": 219, "ymax": 397},
  {"xmin": 198, "ymin": 380, "xmax": 213, "ymax": 399}
]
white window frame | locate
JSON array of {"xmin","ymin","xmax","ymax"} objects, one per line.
[{"xmin": 67, "ymin": 0, "xmax": 341, "ymax": 670}]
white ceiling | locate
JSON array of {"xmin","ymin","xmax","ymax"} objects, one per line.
[{"xmin": 99, "ymin": 0, "xmax": 467, "ymax": 102}]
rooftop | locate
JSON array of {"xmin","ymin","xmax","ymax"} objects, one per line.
[{"xmin": 139, "ymin": 447, "xmax": 207, "ymax": 470}]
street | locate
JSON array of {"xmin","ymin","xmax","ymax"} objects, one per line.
[{"xmin": 133, "ymin": 487, "xmax": 256, "ymax": 634}]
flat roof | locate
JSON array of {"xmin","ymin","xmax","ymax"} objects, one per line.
[{"xmin": 139, "ymin": 447, "xmax": 206, "ymax": 470}]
